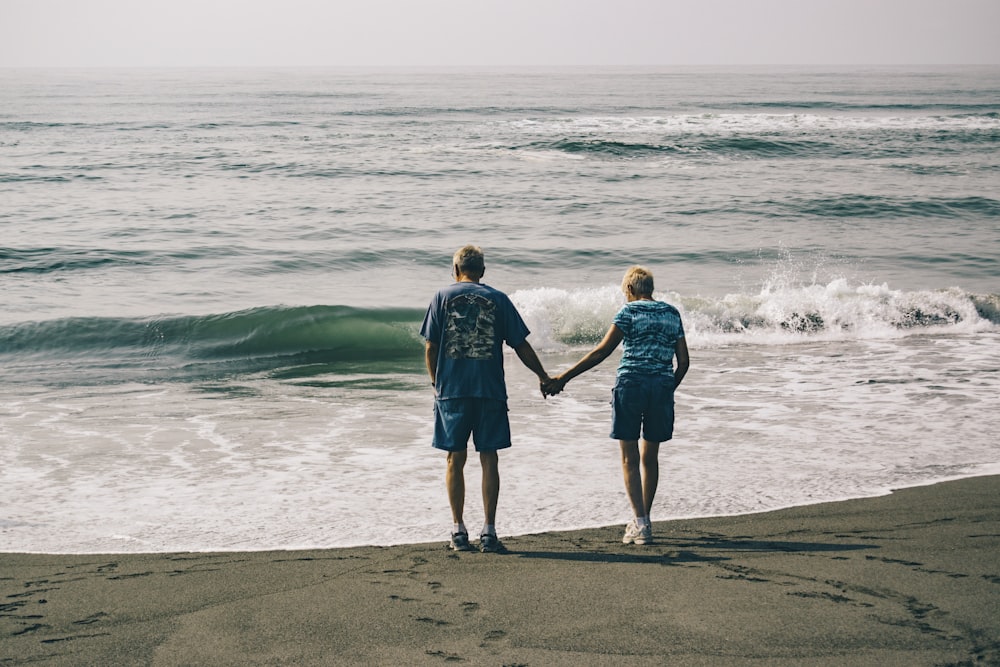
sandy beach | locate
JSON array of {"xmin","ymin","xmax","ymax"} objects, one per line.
[{"xmin": 2, "ymin": 475, "xmax": 998, "ymax": 666}]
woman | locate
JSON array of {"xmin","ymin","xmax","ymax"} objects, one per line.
[{"xmin": 546, "ymin": 266, "xmax": 689, "ymax": 545}]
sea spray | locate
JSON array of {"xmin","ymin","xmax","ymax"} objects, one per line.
[{"xmin": 512, "ymin": 281, "xmax": 996, "ymax": 351}]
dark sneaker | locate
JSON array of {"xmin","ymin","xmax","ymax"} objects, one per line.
[
  {"xmin": 449, "ymin": 531, "xmax": 474, "ymax": 551},
  {"xmin": 479, "ymin": 533, "xmax": 505, "ymax": 553}
]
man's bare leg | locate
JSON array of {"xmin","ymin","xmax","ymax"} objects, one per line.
[
  {"xmin": 446, "ymin": 450, "xmax": 468, "ymax": 525},
  {"xmin": 480, "ymin": 451, "xmax": 500, "ymax": 527}
]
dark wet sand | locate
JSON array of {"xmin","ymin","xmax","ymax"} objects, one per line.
[{"xmin": 2, "ymin": 475, "xmax": 999, "ymax": 666}]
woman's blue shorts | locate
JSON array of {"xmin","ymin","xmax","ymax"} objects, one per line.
[{"xmin": 609, "ymin": 373, "xmax": 676, "ymax": 442}]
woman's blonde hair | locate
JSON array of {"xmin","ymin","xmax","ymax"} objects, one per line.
[{"xmin": 621, "ymin": 265, "xmax": 654, "ymax": 297}]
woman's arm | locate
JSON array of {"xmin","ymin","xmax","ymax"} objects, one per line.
[
  {"xmin": 673, "ymin": 336, "xmax": 690, "ymax": 388},
  {"xmin": 548, "ymin": 324, "xmax": 624, "ymax": 393}
]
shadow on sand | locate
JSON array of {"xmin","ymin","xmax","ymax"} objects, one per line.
[{"xmin": 510, "ymin": 535, "xmax": 877, "ymax": 565}]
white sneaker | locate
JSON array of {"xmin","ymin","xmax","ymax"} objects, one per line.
[{"xmin": 622, "ymin": 519, "xmax": 653, "ymax": 545}]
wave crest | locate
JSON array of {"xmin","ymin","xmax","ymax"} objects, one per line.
[
  {"xmin": 0, "ymin": 306, "xmax": 425, "ymax": 384},
  {"xmin": 513, "ymin": 281, "xmax": 998, "ymax": 350},
  {"xmin": 3, "ymin": 284, "xmax": 995, "ymax": 385}
]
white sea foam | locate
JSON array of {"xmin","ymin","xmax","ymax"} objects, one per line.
[
  {"xmin": 511, "ymin": 280, "xmax": 996, "ymax": 354},
  {"xmin": 2, "ymin": 331, "xmax": 998, "ymax": 554},
  {"xmin": 499, "ymin": 113, "xmax": 1000, "ymax": 137}
]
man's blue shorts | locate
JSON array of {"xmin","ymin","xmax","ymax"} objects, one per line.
[
  {"xmin": 433, "ymin": 398, "xmax": 512, "ymax": 452},
  {"xmin": 609, "ymin": 373, "xmax": 676, "ymax": 443}
]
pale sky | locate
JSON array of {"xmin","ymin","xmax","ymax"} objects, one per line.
[{"xmin": 2, "ymin": 0, "xmax": 998, "ymax": 67}]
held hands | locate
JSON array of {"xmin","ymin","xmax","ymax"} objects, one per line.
[{"xmin": 540, "ymin": 374, "xmax": 568, "ymax": 398}]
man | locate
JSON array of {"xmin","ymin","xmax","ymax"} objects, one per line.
[{"xmin": 421, "ymin": 245, "xmax": 551, "ymax": 553}]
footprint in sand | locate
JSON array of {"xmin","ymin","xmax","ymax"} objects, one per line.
[
  {"xmin": 415, "ymin": 617, "xmax": 450, "ymax": 626},
  {"xmin": 74, "ymin": 612, "xmax": 110, "ymax": 625}
]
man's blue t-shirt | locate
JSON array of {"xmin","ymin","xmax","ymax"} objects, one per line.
[
  {"xmin": 613, "ymin": 300, "xmax": 685, "ymax": 378},
  {"xmin": 420, "ymin": 282, "xmax": 530, "ymax": 400}
]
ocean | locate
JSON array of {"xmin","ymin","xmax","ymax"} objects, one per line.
[{"xmin": 2, "ymin": 66, "xmax": 998, "ymax": 554}]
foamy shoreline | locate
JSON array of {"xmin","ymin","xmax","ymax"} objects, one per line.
[{"xmin": 4, "ymin": 470, "xmax": 998, "ymax": 556}]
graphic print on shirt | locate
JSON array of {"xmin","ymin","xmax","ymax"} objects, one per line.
[{"xmin": 444, "ymin": 293, "xmax": 496, "ymax": 359}]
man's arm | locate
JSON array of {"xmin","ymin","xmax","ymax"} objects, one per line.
[
  {"xmin": 513, "ymin": 340, "xmax": 548, "ymax": 379},
  {"xmin": 513, "ymin": 340, "xmax": 552, "ymax": 397},
  {"xmin": 425, "ymin": 340, "xmax": 439, "ymax": 388}
]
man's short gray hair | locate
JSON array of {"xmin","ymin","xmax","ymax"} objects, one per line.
[{"xmin": 453, "ymin": 245, "xmax": 485, "ymax": 276}]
